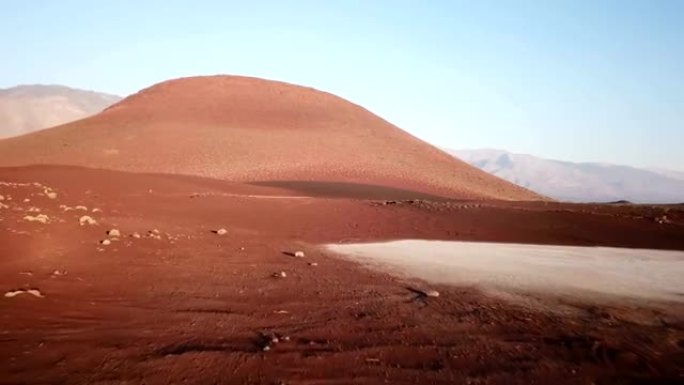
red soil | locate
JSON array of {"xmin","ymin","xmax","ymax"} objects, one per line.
[
  {"xmin": 0, "ymin": 76, "xmax": 539, "ymax": 200},
  {"xmin": 1, "ymin": 165, "xmax": 683, "ymax": 384},
  {"xmin": 0, "ymin": 75, "xmax": 680, "ymax": 384}
]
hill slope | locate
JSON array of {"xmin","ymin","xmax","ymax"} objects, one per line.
[
  {"xmin": 452, "ymin": 149, "xmax": 684, "ymax": 203},
  {"xmin": 0, "ymin": 85, "xmax": 121, "ymax": 138},
  {"xmin": 0, "ymin": 76, "xmax": 539, "ymax": 200}
]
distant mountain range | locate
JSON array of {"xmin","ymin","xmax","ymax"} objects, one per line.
[
  {"xmin": 451, "ymin": 149, "xmax": 684, "ymax": 203},
  {"xmin": 2, "ymin": 83, "xmax": 680, "ymax": 204},
  {"xmin": 0, "ymin": 85, "xmax": 121, "ymax": 138}
]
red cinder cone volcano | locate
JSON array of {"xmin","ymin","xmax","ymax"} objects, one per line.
[{"xmin": 0, "ymin": 75, "xmax": 541, "ymax": 200}]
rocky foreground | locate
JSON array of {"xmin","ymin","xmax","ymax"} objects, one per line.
[{"xmin": 1, "ymin": 165, "xmax": 683, "ymax": 384}]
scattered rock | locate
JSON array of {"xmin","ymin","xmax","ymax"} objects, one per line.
[
  {"xmin": 100, "ymin": 239, "xmax": 112, "ymax": 246},
  {"xmin": 75, "ymin": 205, "xmax": 88, "ymax": 211},
  {"xmin": 656, "ymin": 215, "xmax": 670, "ymax": 224},
  {"xmin": 107, "ymin": 229, "xmax": 121, "ymax": 238},
  {"xmin": 51, "ymin": 270, "xmax": 67, "ymax": 277},
  {"xmin": 272, "ymin": 271, "xmax": 287, "ymax": 278},
  {"xmin": 92, "ymin": 208, "xmax": 102, "ymax": 213},
  {"xmin": 308, "ymin": 262, "xmax": 318, "ymax": 267},
  {"xmin": 0, "ymin": 202, "xmax": 8, "ymax": 209},
  {"xmin": 27, "ymin": 207, "xmax": 41, "ymax": 213},
  {"xmin": 294, "ymin": 251, "xmax": 305, "ymax": 258},
  {"xmin": 215, "ymin": 228, "xmax": 228, "ymax": 236},
  {"xmin": 23, "ymin": 214, "xmax": 49, "ymax": 224},
  {"xmin": 79, "ymin": 215, "xmax": 98, "ymax": 226},
  {"xmin": 46, "ymin": 192, "xmax": 57, "ymax": 199},
  {"xmin": 274, "ymin": 310, "xmax": 289, "ymax": 314},
  {"xmin": 257, "ymin": 332, "xmax": 291, "ymax": 352},
  {"xmin": 23, "ymin": 198, "xmax": 31, "ymax": 203},
  {"xmin": 130, "ymin": 232, "xmax": 141, "ymax": 239}
]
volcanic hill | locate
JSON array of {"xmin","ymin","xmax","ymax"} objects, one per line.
[{"xmin": 0, "ymin": 76, "xmax": 539, "ymax": 200}]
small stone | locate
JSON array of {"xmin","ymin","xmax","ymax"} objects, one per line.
[
  {"xmin": 107, "ymin": 229, "xmax": 121, "ymax": 238},
  {"xmin": 100, "ymin": 239, "xmax": 111, "ymax": 246},
  {"xmin": 424, "ymin": 290, "xmax": 440, "ymax": 298},
  {"xmin": 0, "ymin": 194, "xmax": 4, "ymax": 201},
  {"xmin": 79, "ymin": 215, "xmax": 98, "ymax": 226},
  {"xmin": 4, "ymin": 289, "xmax": 44, "ymax": 298},
  {"xmin": 272, "ymin": 271, "xmax": 287, "ymax": 278},
  {"xmin": 308, "ymin": 262, "xmax": 318, "ymax": 267},
  {"xmin": 4, "ymin": 290, "xmax": 23, "ymax": 298},
  {"xmin": 46, "ymin": 192, "xmax": 57, "ymax": 199},
  {"xmin": 262, "ymin": 345, "xmax": 271, "ymax": 352},
  {"xmin": 25, "ymin": 289, "xmax": 45, "ymax": 298},
  {"xmin": 215, "ymin": 228, "xmax": 228, "ymax": 236},
  {"xmin": 294, "ymin": 251, "xmax": 305, "ymax": 258},
  {"xmin": 281, "ymin": 336, "xmax": 290, "ymax": 342},
  {"xmin": 130, "ymin": 232, "xmax": 141, "ymax": 239},
  {"xmin": 23, "ymin": 198, "xmax": 30, "ymax": 203},
  {"xmin": 75, "ymin": 205, "xmax": 88, "ymax": 211},
  {"xmin": 92, "ymin": 208, "xmax": 102, "ymax": 213}
]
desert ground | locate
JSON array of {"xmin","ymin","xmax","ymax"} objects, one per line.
[{"xmin": 2, "ymin": 165, "xmax": 683, "ymax": 384}]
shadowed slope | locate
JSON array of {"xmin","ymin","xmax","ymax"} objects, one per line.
[{"xmin": 0, "ymin": 76, "xmax": 540, "ymax": 200}]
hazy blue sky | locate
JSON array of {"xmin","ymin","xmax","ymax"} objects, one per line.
[{"xmin": 1, "ymin": 1, "xmax": 682, "ymax": 169}]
